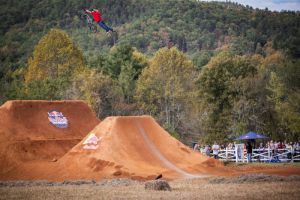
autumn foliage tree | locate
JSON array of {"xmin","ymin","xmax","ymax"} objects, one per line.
[
  {"xmin": 24, "ymin": 29, "xmax": 85, "ymax": 99},
  {"xmin": 70, "ymin": 68, "xmax": 124, "ymax": 118},
  {"xmin": 196, "ymin": 49, "xmax": 300, "ymax": 143},
  {"xmin": 136, "ymin": 47, "xmax": 198, "ymax": 138},
  {"xmin": 197, "ymin": 51, "xmax": 258, "ymax": 143},
  {"xmin": 267, "ymin": 58, "xmax": 300, "ymax": 141}
]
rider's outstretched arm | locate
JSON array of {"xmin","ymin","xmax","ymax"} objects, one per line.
[{"xmin": 85, "ymin": 9, "xmax": 91, "ymax": 13}]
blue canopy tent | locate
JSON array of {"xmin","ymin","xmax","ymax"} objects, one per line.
[
  {"xmin": 235, "ymin": 132, "xmax": 270, "ymax": 163},
  {"xmin": 235, "ymin": 131, "xmax": 268, "ymax": 140}
]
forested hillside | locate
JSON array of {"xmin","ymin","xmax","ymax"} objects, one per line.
[{"xmin": 0, "ymin": 0, "xmax": 299, "ymax": 143}]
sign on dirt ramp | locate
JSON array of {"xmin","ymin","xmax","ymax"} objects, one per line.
[{"xmin": 48, "ymin": 110, "xmax": 68, "ymax": 128}]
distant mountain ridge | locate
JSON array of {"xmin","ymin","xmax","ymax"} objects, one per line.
[{"xmin": 0, "ymin": 0, "xmax": 299, "ymax": 77}]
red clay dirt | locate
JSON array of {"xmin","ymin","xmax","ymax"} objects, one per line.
[
  {"xmin": 0, "ymin": 101, "xmax": 299, "ymax": 181},
  {"xmin": 46, "ymin": 116, "xmax": 226, "ymax": 181},
  {"xmin": 0, "ymin": 100, "xmax": 100, "ymax": 178},
  {"xmin": 1, "ymin": 115, "xmax": 225, "ymax": 181}
]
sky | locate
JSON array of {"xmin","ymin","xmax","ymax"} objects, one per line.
[{"xmin": 198, "ymin": 0, "xmax": 300, "ymax": 11}]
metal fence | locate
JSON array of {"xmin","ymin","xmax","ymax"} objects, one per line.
[{"xmin": 216, "ymin": 148, "xmax": 300, "ymax": 163}]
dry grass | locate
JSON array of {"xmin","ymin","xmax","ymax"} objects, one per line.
[
  {"xmin": 1, "ymin": 176, "xmax": 300, "ymax": 200},
  {"xmin": 209, "ymin": 174, "xmax": 300, "ymax": 184}
]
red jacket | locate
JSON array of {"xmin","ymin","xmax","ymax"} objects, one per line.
[{"xmin": 91, "ymin": 10, "xmax": 102, "ymax": 22}]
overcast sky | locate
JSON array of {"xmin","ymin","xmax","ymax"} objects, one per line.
[{"xmin": 198, "ymin": 0, "xmax": 300, "ymax": 11}]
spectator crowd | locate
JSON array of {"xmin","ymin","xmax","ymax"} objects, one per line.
[{"xmin": 193, "ymin": 141, "xmax": 300, "ymax": 162}]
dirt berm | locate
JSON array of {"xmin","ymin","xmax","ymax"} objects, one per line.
[{"xmin": 0, "ymin": 100, "xmax": 100, "ymax": 177}]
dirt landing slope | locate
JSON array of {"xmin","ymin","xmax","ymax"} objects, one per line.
[
  {"xmin": 45, "ymin": 116, "xmax": 224, "ymax": 181},
  {"xmin": 0, "ymin": 100, "xmax": 100, "ymax": 176}
]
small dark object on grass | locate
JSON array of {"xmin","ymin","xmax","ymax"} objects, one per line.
[
  {"xmin": 145, "ymin": 180, "xmax": 171, "ymax": 191},
  {"xmin": 155, "ymin": 174, "xmax": 163, "ymax": 180}
]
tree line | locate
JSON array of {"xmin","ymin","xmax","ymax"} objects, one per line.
[
  {"xmin": 1, "ymin": 0, "xmax": 299, "ymax": 79},
  {"xmin": 0, "ymin": 0, "xmax": 299, "ymax": 144},
  {"xmin": 5, "ymin": 29, "xmax": 299, "ymax": 144}
]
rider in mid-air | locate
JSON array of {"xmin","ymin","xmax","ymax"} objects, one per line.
[{"xmin": 85, "ymin": 9, "xmax": 115, "ymax": 33}]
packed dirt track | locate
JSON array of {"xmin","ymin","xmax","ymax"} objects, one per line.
[{"xmin": 0, "ymin": 100, "xmax": 299, "ymax": 181}]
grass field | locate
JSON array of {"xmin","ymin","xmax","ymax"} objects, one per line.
[{"xmin": 1, "ymin": 175, "xmax": 300, "ymax": 200}]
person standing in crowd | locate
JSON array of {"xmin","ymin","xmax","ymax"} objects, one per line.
[
  {"xmin": 200, "ymin": 145, "xmax": 205, "ymax": 154},
  {"xmin": 236, "ymin": 144, "xmax": 243, "ymax": 160},
  {"xmin": 227, "ymin": 143, "xmax": 233, "ymax": 150},
  {"xmin": 212, "ymin": 142, "xmax": 220, "ymax": 159},
  {"xmin": 204, "ymin": 145, "xmax": 210, "ymax": 157},
  {"xmin": 274, "ymin": 141, "xmax": 279, "ymax": 161},
  {"xmin": 286, "ymin": 142, "xmax": 292, "ymax": 161},
  {"xmin": 294, "ymin": 142, "xmax": 300, "ymax": 159},
  {"xmin": 246, "ymin": 141, "xmax": 253, "ymax": 163},
  {"xmin": 193, "ymin": 143, "xmax": 199, "ymax": 151},
  {"xmin": 258, "ymin": 142, "xmax": 265, "ymax": 162},
  {"xmin": 278, "ymin": 141, "xmax": 286, "ymax": 160},
  {"xmin": 268, "ymin": 140, "xmax": 275, "ymax": 161}
]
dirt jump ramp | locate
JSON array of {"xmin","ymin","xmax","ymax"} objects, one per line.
[
  {"xmin": 50, "ymin": 116, "xmax": 224, "ymax": 181},
  {"xmin": 0, "ymin": 100, "xmax": 100, "ymax": 177}
]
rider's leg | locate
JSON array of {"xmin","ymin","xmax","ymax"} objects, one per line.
[{"xmin": 98, "ymin": 21, "xmax": 114, "ymax": 32}]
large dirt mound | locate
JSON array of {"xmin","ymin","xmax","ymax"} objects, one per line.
[
  {"xmin": 0, "ymin": 100, "xmax": 100, "ymax": 176},
  {"xmin": 47, "ymin": 116, "xmax": 224, "ymax": 181}
]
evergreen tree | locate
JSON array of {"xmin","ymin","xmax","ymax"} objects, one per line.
[{"xmin": 105, "ymin": 44, "xmax": 148, "ymax": 103}]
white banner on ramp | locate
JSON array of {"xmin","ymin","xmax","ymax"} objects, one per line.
[{"xmin": 83, "ymin": 133, "xmax": 101, "ymax": 150}]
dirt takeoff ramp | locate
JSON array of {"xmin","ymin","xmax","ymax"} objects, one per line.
[
  {"xmin": 52, "ymin": 116, "xmax": 224, "ymax": 181},
  {"xmin": 0, "ymin": 100, "xmax": 100, "ymax": 178}
]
